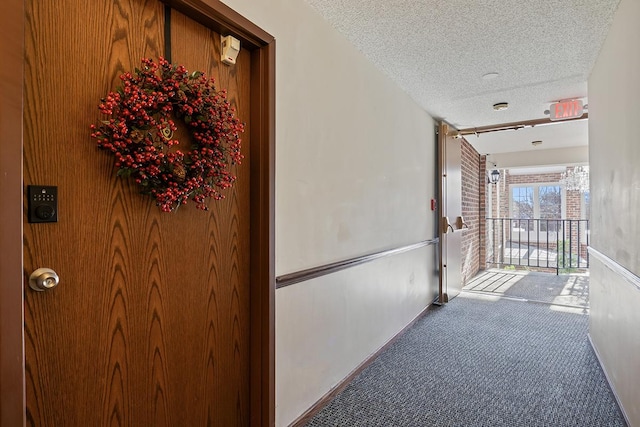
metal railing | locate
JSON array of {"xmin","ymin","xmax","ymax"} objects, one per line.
[{"xmin": 486, "ymin": 218, "xmax": 589, "ymax": 274}]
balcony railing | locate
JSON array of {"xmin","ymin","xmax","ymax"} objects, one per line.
[{"xmin": 486, "ymin": 218, "xmax": 589, "ymax": 274}]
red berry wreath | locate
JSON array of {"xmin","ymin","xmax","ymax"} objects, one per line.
[{"xmin": 90, "ymin": 57, "xmax": 244, "ymax": 212}]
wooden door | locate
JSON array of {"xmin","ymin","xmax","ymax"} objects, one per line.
[
  {"xmin": 438, "ymin": 122, "xmax": 463, "ymax": 301},
  {"xmin": 23, "ymin": 1, "xmax": 262, "ymax": 425}
]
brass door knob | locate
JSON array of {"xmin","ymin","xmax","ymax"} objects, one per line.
[{"xmin": 29, "ymin": 268, "xmax": 60, "ymax": 291}]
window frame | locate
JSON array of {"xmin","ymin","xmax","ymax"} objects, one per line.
[{"xmin": 509, "ymin": 182, "xmax": 566, "ymax": 232}]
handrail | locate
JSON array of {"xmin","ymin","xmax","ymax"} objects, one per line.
[
  {"xmin": 276, "ymin": 238, "xmax": 439, "ymax": 289},
  {"xmin": 588, "ymin": 247, "xmax": 640, "ymax": 292}
]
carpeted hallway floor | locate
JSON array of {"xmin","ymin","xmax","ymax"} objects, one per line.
[{"xmin": 304, "ymin": 274, "xmax": 626, "ymax": 426}]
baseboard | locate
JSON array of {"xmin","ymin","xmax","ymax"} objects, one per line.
[
  {"xmin": 587, "ymin": 334, "xmax": 632, "ymax": 427},
  {"xmin": 289, "ymin": 303, "xmax": 436, "ymax": 427}
]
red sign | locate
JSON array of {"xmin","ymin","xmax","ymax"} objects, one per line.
[{"xmin": 549, "ymin": 100, "xmax": 584, "ymax": 121}]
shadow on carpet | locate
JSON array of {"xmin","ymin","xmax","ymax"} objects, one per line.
[
  {"xmin": 304, "ymin": 293, "xmax": 626, "ymax": 427},
  {"xmin": 463, "ymin": 269, "xmax": 589, "ymax": 311}
]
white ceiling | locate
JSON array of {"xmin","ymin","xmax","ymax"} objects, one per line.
[{"xmin": 302, "ymin": 0, "xmax": 621, "ymax": 156}]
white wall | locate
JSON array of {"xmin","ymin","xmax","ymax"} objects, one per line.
[
  {"xmin": 219, "ymin": 0, "xmax": 438, "ymax": 425},
  {"xmin": 588, "ymin": 0, "xmax": 640, "ymax": 424},
  {"xmin": 277, "ymin": 248, "xmax": 437, "ymax": 424}
]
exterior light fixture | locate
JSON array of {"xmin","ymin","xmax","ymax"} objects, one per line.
[
  {"xmin": 488, "ymin": 169, "xmax": 500, "ymax": 184},
  {"xmin": 493, "ymin": 102, "xmax": 509, "ymax": 111}
]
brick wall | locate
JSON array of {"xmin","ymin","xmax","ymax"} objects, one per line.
[
  {"xmin": 478, "ymin": 155, "xmax": 486, "ymax": 272},
  {"xmin": 565, "ymin": 188, "xmax": 582, "ymax": 220},
  {"xmin": 461, "ymin": 139, "xmax": 482, "ymax": 284}
]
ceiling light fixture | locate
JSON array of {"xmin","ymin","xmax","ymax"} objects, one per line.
[
  {"xmin": 493, "ymin": 102, "xmax": 509, "ymax": 111},
  {"xmin": 482, "ymin": 72, "xmax": 499, "ymax": 80},
  {"xmin": 531, "ymin": 140, "xmax": 542, "ymax": 146},
  {"xmin": 560, "ymin": 166, "xmax": 590, "ymax": 193}
]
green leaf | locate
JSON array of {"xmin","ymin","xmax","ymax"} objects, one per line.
[{"xmin": 116, "ymin": 168, "xmax": 133, "ymax": 178}]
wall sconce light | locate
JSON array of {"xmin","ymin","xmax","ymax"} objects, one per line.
[{"xmin": 488, "ymin": 169, "xmax": 500, "ymax": 184}]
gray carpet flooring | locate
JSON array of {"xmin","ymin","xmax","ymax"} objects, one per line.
[{"xmin": 304, "ymin": 292, "xmax": 626, "ymax": 426}]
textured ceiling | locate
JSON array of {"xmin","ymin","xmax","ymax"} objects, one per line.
[{"xmin": 303, "ymin": 0, "xmax": 621, "ymax": 155}]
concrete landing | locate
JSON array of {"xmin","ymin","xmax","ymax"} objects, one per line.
[{"xmin": 463, "ymin": 269, "xmax": 589, "ymax": 312}]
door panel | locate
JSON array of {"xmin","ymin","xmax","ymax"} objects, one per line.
[
  {"xmin": 23, "ymin": 1, "xmax": 251, "ymax": 425},
  {"xmin": 439, "ymin": 122, "xmax": 463, "ymax": 300}
]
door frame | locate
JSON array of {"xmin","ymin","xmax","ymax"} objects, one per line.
[
  {"xmin": 437, "ymin": 123, "xmax": 445, "ymax": 303},
  {"xmin": 0, "ymin": 0, "xmax": 275, "ymax": 425}
]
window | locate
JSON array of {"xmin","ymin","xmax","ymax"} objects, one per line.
[
  {"xmin": 510, "ymin": 184, "xmax": 564, "ymax": 232},
  {"xmin": 539, "ymin": 186, "xmax": 562, "ymax": 231},
  {"xmin": 512, "ymin": 186, "xmax": 533, "ymax": 230},
  {"xmin": 582, "ymin": 191, "xmax": 590, "ymax": 220},
  {"xmin": 582, "ymin": 191, "xmax": 590, "ymax": 231}
]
